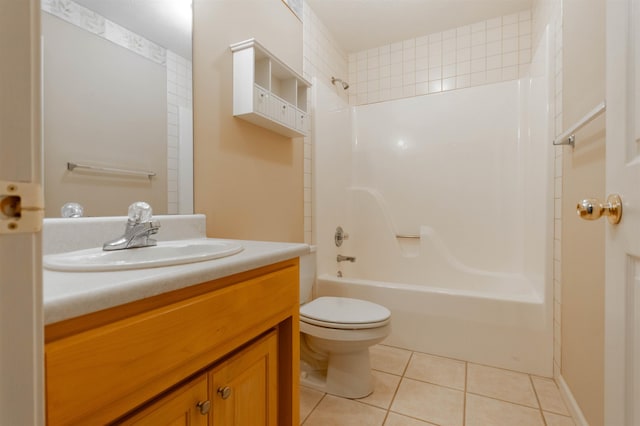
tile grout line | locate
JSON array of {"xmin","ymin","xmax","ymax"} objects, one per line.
[
  {"xmin": 380, "ymin": 350, "xmax": 416, "ymax": 425},
  {"xmin": 463, "ymin": 361, "xmax": 468, "ymax": 426},
  {"xmin": 300, "ymin": 391, "xmax": 327, "ymax": 425},
  {"xmin": 529, "ymin": 374, "xmax": 548, "ymax": 426}
]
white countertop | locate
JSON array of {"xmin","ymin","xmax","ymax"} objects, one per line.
[{"xmin": 44, "ymin": 238, "xmax": 309, "ymax": 325}]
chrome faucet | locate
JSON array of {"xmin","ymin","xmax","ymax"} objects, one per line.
[
  {"xmin": 337, "ymin": 255, "xmax": 356, "ymax": 263},
  {"xmin": 103, "ymin": 202, "xmax": 160, "ymax": 251}
]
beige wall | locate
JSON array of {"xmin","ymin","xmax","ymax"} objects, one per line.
[
  {"xmin": 192, "ymin": 0, "xmax": 304, "ymax": 242},
  {"xmin": 561, "ymin": 0, "xmax": 606, "ymax": 423}
]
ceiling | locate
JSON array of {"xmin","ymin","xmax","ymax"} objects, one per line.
[
  {"xmin": 74, "ymin": 0, "xmax": 192, "ymax": 59},
  {"xmin": 305, "ymin": 0, "xmax": 532, "ymax": 53}
]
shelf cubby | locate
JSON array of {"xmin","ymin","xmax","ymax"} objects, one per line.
[{"xmin": 231, "ymin": 39, "xmax": 311, "ymax": 138}]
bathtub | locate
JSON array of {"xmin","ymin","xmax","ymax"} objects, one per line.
[
  {"xmin": 315, "ymin": 272, "xmax": 553, "ymax": 376},
  {"xmin": 312, "ymin": 68, "xmax": 554, "ymax": 376}
]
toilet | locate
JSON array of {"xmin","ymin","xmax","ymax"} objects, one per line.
[{"xmin": 299, "ymin": 250, "xmax": 391, "ymax": 399}]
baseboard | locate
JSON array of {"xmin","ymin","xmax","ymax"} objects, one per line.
[{"xmin": 556, "ymin": 375, "xmax": 590, "ymax": 426}]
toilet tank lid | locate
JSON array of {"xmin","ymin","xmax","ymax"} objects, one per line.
[{"xmin": 300, "ymin": 296, "xmax": 390, "ymax": 324}]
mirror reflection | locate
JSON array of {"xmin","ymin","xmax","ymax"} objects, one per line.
[{"xmin": 41, "ymin": 0, "xmax": 193, "ymax": 217}]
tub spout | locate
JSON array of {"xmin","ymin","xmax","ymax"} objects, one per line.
[{"xmin": 337, "ymin": 255, "xmax": 356, "ymax": 263}]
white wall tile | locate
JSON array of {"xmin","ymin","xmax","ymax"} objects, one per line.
[
  {"xmin": 303, "ymin": 1, "xmax": 349, "ymax": 243},
  {"xmin": 487, "ymin": 27, "xmax": 502, "ymax": 43},
  {"xmin": 503, "ymin": 13, "xmax": 518, "ymax": 25},
  {"xmin": 503, "ymin": 23, "xmax": 519, "ymax": 39},
  {"xmin": 486, "ymin": 17, "xmax": 502, "ymax": 28},
  {"xmin": 347, "ymin": 9, "xmax": 533, "ymax": 107}
]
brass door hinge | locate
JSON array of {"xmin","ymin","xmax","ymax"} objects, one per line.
[{"xmin": 0, "ymin": 180, "xmax": 44, "ymax": 234}]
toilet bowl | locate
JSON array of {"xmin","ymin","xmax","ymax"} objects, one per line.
[{"xmin": 299, "ymin": 250, "xmax": 391, "ymax": 399}]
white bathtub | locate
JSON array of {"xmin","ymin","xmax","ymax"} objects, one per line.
[
  {"xmin": 315, "ymin": 272, "xmax": 553, "ymax": 376},
  {"xmin": 312, "ymin": 64, "xmax": 554, "ymax": 376}
]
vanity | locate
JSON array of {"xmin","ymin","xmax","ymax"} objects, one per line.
[{"xmin": 43, "ymin": 215, "xmax": 308, "ymax": 425}]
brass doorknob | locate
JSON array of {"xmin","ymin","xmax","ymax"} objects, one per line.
[{"xmin": 576, "ymin": 194, "xmax": 622, "ymax": 224}]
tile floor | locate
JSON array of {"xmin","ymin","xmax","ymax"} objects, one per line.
[{"xmin": 300, "ymin": 345, "xmax": 575, "ymax": 426}]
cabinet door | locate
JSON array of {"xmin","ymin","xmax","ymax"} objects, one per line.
[
  {"xmin": 210, "ymin": 331, "xmax": 278, "ymax": 426},
  {"xmin": 118, "ymin": 375, "xmax": 209, "ymax": 426},
  {"xmin": 295, "ymin": 109, "xmax": 308, "ymax": 134},
  {"xmin": 269, "ymin": 95, "xmax": 288, "ymax": 124},
  {"xmin": 254, "ymin": 84, "xmax": 269, "ymax": 116}
]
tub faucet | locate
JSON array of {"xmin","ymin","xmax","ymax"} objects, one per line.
[
  {"xmin": 337, "ymin": 255, "xmax": 356, "ymax": 263},
  {"xmin": 103, "ymin": 202, "xmax": 160, "ymax": 251}
]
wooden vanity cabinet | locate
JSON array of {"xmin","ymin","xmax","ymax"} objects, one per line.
[
  {"xmin": 44, "ymin": 259, "xmax": 300, "ymax": 426},
  {"xmin": 119, "ymin": 330, "xmax": 278, "ymax": 426}
]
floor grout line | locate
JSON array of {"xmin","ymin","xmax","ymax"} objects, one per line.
[
  {"xmin": 529, "ymin": 373, "xmax": 549, "ymax": 426},
  {"xmin": 463, "ymin": 361, "xmax": 468, "ymax": 426}
]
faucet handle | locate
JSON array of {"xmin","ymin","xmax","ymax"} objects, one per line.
[
  {"xmin": 128, "ymin": 201, "xmax": 153, "ymax": 223},
  {"xmin": 61, "ymin": 202, "xmax": 84, "ymax": 218}
]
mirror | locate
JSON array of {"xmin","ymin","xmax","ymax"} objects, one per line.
[{"xmin": 41, "ymin": 0, "xmax": 193, "ymax": 217}]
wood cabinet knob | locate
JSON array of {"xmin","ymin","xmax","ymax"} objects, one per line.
[
  {"xmin": 217, "ymin": 386, "xmax": 232, "ymax": 400},
  {"xmin": 196, "ymin": 400, "xmax": 211, "ymax": 415}
]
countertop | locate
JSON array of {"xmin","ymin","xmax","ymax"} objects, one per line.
[{"xmin": 44, "ymin": 238, "xmax": 309, "ymax": 325}]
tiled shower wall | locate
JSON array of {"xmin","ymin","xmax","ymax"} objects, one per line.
[
  {"xmin": 551, "ymin": 2, "xmax": 564, "ymax": 382},
  {"xmin": 531, "ymin": 0, "xmax": 564, "ymax": 381},
  {"xmin": 347, "ymin": 11, "xmax": 533, "ymax": 106},
  {"xmin": 166, "ymin": 52, "xmax": 193, "ymax": 215},
  {"xmin": 302, "ymin": 2, "xmax": 349, "ymax": 244}
]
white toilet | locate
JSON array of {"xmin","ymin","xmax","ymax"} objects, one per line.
[{"xmin": 299, "ymin": 250, "xmax": 391, "ymax": 399}]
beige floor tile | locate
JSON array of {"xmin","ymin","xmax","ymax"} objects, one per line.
[
  {"xmin": 467, "ymin": 363, "xmax": 538, "ymax": 407},
  {"xmin": 543, "ymin": 411, "xmax": 576, "ymax": 426},
  {"xmin": 465, "ymin": 394, "xmax": 545, "ymax": 426},
  {"xmin": 531, "ymin": 376, "xmax": 570, "ymax": 415},
  {"xmin": 299, "ymin": 386, "xmax": 325, "ymax": 424},
  {"xmin": 303, "ymin": 394, "xmax": 386, "ymax": 426},
  {"xmin": 358, "ymin": 370, "xmax": 402, "ymax": 409},
  {"xmin": 384, "ymin": 412, "xmax": 439, "ymax": 425},
  {"xmin": 404, "ymin": 352, "xmax": 466, "ymax": 390},
  {"xmin": 371, "ymin": 344, "xmax": 412, "ymax": 376},
  {"xmin": 390, "ymin": 378, "xmax": 464, "ymax": 426}
]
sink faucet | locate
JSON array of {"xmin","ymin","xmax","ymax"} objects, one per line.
[
  {"xmin": 103, "ymin": 202, "xmax": 161, "ymax": 251},
  {"xmin": 337, "ymin": 255, "xmax": 356, "ymax": 263}
]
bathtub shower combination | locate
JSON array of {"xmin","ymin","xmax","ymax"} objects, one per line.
[{"xmin": 312, "ymin": 36, "xmax": 554, "ymax": 376}]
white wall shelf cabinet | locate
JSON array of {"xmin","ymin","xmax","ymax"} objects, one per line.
[{"xmin": 230, "ymin": 39, "xmax": 311, "ymax": 138}]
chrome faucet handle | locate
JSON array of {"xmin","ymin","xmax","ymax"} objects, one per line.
[
  {"xmin": 61, "ymin": 202, "xmax": 84, "ymax": 218},
  {"xmin": 128, "ymin": 201, "xmax": 153, "ymax": 224},
  {"xmin": 335, "ymin": 226, "xmax": 349, "ymax": 247}
]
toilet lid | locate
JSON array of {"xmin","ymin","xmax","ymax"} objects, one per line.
[{"xmin": 300, "ymin": 297, "xmax": 391, "ymax": 326}]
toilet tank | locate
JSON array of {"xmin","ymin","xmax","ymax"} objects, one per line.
[{"xmin": 299, "ymin": 246, "xmax": 316, "ymax": 304}]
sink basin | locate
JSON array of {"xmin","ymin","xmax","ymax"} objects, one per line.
[{"xmin": 43, "ymin": 239, "xmax": 244, "ymax": 272}]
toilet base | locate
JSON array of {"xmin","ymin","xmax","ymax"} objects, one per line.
[{"xmin": 300, "ymin": 349, "xmax": 374, "ymax": 399}]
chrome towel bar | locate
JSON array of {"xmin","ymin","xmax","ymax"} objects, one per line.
[
  {"xmin": 67, "ymin": 162, "xmax": 156, "ymax": 178},
  {"xmin": 553, "ymin": 101, "xmax": 606, "ymax": 147},
  {"xmin": 396, "ymin": 234, "xmax": 420, "ymax": 239}
]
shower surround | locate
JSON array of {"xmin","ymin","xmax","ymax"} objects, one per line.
[{"xmin": 312, "ymin": 28, "xmax": 554, "ymax": 375}]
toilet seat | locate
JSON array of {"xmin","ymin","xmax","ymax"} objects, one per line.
[{"xmin": 300, "ymin": 296, "xmax": 391, "ymax": 330}]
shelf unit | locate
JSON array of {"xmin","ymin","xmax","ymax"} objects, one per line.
[{"xmin": 230, "ymin": 39, "xmax": 311, "ymax": 138}]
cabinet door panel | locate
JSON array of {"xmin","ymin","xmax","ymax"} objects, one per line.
[
  {"xmin": 210, "ymin": 331, "xmax": 278, "ymax": 426},
  {"xmin": 118, "ymin": 375, "xmax": 209, "ymax": 426},
  {"xmin": 254, "ymin": 85, "xmax": 268, "ymax": 116}
]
